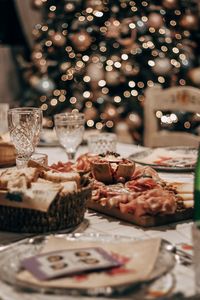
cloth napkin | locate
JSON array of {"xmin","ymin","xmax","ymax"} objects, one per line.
[{"xmin": 17, "ymin": 237, "xmax": 161, "ymax": 290}]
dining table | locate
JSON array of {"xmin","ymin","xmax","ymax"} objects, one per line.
[{"xmin": 0, "ymin": 142, "xmax": 196, "ymax": 300}]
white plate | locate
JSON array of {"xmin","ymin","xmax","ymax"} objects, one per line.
[
  {"xmin": 129, "ymin": 147, "xmax": 197, "ymax": 172},
  {"xmin": 0, "ymin": 233, "xmax": 175, "ymax": 297}
]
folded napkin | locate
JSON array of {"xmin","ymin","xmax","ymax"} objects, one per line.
[{"xmin": 17, "ymin": 237, "xmax": 161, "ymax": 290}]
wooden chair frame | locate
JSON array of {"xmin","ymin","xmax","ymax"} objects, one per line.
[{"xmin": 144, "ymin": 86, "xmax": 200, "ymax": 148}]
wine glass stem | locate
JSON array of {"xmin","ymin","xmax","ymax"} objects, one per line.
[
  {"xmin": 66, "ymin": 151, "xmax": 75, "ymax": 162},
  {"xmin": 16, "ymin": 155, "xmax": 29, "ymax": 169}
]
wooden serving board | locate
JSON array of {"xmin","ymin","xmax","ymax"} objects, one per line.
[
  {"xmin": 0, "ymin": 142, "xmax": 16, "ymax": 167},
  {"xmin": 87, "ymin": 200, "xmax": 193, "ymax": 227}
]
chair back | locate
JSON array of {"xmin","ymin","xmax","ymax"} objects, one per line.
[{"xmin": 144, "ymin": 86, "xmax": 200, "ymax": 148}]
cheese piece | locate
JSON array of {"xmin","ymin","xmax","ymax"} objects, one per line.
[
  {"xmin": 177, "ymin": 193, "xmax": 193, "ymax": 201},
  {"xmin": 172, "ymin": 182, "xmax": 193, "ymax": 194},
  {"xmin": 183, "ymin": 200, "xmax": 194, "ymax": 209},
  {"xmin": 42, "ymin": 170, "xmax": 80, "ymax": 187}
]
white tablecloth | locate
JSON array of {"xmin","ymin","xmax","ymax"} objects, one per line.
[{"xmin": 0, "ymin": 143, "xmax": 195, "ymax": 300}]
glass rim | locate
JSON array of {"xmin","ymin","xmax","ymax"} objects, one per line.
[
  {"xmin": 54, "ymin": 112, "xmax": 85, "ymax": 123},
  {"xmin": 88, "ymin": 133, "xmax": 117, "ymax": 141},
  {"xmin": 8, "ymin": 107, "xmax": 42, "ymax": 114},
  {"xmin": 54, "ymin": 112, "xmax": 84, "ymax": 118}
]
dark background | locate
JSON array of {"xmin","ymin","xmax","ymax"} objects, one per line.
[{"xmin": 0, "ymin": 0, "xmax": 27, "ymax": 45}]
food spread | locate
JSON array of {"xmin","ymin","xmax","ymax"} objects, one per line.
[{"xmin": 51, "ymin": 152, "xmax": 193, "ymax": 226}]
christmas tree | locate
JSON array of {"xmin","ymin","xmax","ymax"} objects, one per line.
[{"xmin": 20, "ymin": 0, "xmax": 200, "ymax": 144}]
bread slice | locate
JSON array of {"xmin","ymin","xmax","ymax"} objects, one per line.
[
  {"xmin": 42, "ymin": 170, "xmax": 80, "ymax": 187},
  {"xmin": 60, "ymin": 181, "xmax": 78, "ymax": 196},
  {"xmin": 0, "ymin": 167, "xmax": 39, "ymax": 189},
  {"xmin": 91, "ymin": 162, "xmax": 113, "ymax": 184}
]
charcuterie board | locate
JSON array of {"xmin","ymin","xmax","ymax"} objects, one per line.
[
  {"xmin": 50, "ymin": 152, "xmax": 194, "ymax": 227},
  {"xmin": 87, "ymin": 201, "xmax": 193, "ymax": 227}
]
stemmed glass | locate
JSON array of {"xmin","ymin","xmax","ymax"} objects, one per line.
[
  {"xmin": 54, "ymin": 112, "xmax": 85, "ymax": 161},
  {"xmin": 8, "ymin": 107, "xmax": 43, "ymax": 168}
]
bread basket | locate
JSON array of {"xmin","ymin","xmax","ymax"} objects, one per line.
[
  {"xmin": 0, "ymin": 177, "xmax": 91, "ymax": 233},
  {"xmin": 0, "ymin": 142, "xmax": 16, "ymax": 167}
]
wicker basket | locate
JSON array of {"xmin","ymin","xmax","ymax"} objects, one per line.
[
  {"xmin": 0, "ymin": 142, "xmax": 16, "ymax": 167},
  {"xmin": 0, "ymin": 179, "xmax": 91, "ymax": 233}
]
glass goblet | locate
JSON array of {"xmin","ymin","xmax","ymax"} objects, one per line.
[
  {"xmin": 8, "ymin": 107, "xmax": 43, "ymax": 168},
  {"xmin": 54, "ymin": 112, "xmax": 85, "ymax": 162}
]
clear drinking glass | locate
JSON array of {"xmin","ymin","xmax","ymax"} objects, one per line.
[
  {"xmin": 54, "ymin": 112, "xmax": 85, "ymax": 161},
  {"xmin": 0, "ymin": 103, "xmax": 9, "ymax": 136},
  {"xmin": 88, "ymin": 133, "xmax": 117, "ymax": 154},
  {"xmin": 8, "ymin": 107, "xmax": 43, "ymax": 168}
]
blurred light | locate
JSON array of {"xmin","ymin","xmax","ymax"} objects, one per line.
[
  {"xmin": 161, "ymin": 46, "xmax": 168, "ymax": 52},
  {"xmin": 41, "ymin": 104, "xmax": 48, "ymax": 111},
  {"xmin": 69, "ymin": 97, "xmax": 77, "ymax": 104},
  {"xmin": 170, "ymin": 113, "xmax": 178, "ymax": 122},
  {"xmin": 114, "ymin": 96, "xmax": 121, "ymax": 103},
  {"xmin": 137, "ymin": 82, "xmax": 145, "ymax": 88},
  {"xmin": 87, "ymin": 120, "xmax": 94, "ymax": 127},
  {"xmin": 158, "ymin": 76, "xmax": 165, "ymax": 83},
  {"xmin": 131, "ymin": 90, "xmax": 138, "ymax": 96},
  {"xmin": 85, "ymin": 101, "xmax": 92, "ymax": 108},
  {"xmin": 96, "ymin": 122, "xmax": 103, "ymax": 130},
  {"xmin": 179, "ymin": 79, "xmax": 186, "ymax": 85},
  {"xmin": 102, "ymin": 87, "xmax": 109, "ymax": 94},
  {"xmin": 83, "ymin": 91, "xmax": 91, "ymax": 98},
  {"xmin": 83, "ymin": 76, "xmax": 91, "ymax": 82},
  {"xmin": 156, "ymin": 111, "xmax": 163, "ymax": 118},
  {"xmin": 53, "ymin": 90, "xmax": 60, "ymax": 96},
  {"xmin": 114, "ymin": 62, "xmax": 121, "ymax": 68},
  {"xmin": 106, "ymin": 120, "xmax": 114, "ymax": 128},
  {"xmin": 98, "ymin": 80, "xmax": 106, "ymax": 87},
  {"xmin": 50, "ymin": 98, "xmax": 58, "ymax": 106},
  {"xmin": 128, "ymin": 81, "xmax": 136, "ymax": 88},
  {"xmin": 41, "ymin": 25, "xmax": 48, "ymax": 31},
  {"xmin": 170, "ymin": 20, "xmax": 176, "ymax": 26},
  {"xmin": 172, "ymin": 47, "xmax": 179, "ymax": 53},
  {"xmin": 50, "ymin": 5, "xmax": 56, "ymax": 11},
  {"xmin": 148, "ymin": 60, "xmax": 155, "ymax": 67},
  {"xmin": 124, "ymin": 91, "xmax": 131, "ymax": 98},
  {"xmin": 82, "ymin": 55, "xmax": 89, "ymax": 62},
  {"xmin": 121, "ymin": 54, "xmax": 128, "ymax": 60},
  {"xmin": 147, "ymin": 80, "xmax": 154, "ymax": 87},
  {"xmin": 175, "ymin": 10, "xmax": 181, "ymax": 15},
  {"xmin": 94, "ymin": 11, "xmax": 103, "ymax": 17},
  {"xmin": 129, "ymin": 23, "xmax": 136, "ymax": 29},
  {"xmin": 58, "ymin": 95, "xmax": 66, "ymax": 102},
  {"xmin": 40, "ymin": 95, "xmax": 47, "ymax": 102},
  {"xmin": 184, "ymin": 121, "xmax": 191, "ymax": 129}
]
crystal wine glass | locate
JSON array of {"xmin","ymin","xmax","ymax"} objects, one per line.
[
  {"xmin": 54, "ymin": 112, "xmax": 85, "ymax": 161},
  {"xmin": 8, "ymin": 107, "xmax": 43, "ymax": 168}
]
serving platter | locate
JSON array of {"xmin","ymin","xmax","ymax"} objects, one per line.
[
  {"xmin": 87, "ymin": 201, "xmax": 193, "ymax": 227},
  {"xmin": 129, "ymin": 147, "xmax": 197, "ymax": 172},
  {"xmin": 0, "ymin": 233, "xmax": 175, "ymax": 297}
]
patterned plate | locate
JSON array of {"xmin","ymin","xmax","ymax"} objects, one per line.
[{"xmin": 129, "ymin": 147, "xmax": 197, "ymax": 172}]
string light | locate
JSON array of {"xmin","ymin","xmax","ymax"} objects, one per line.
[{"xmin": 27, "ymin": 0, "xmax": 198, "ymax": 138}]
